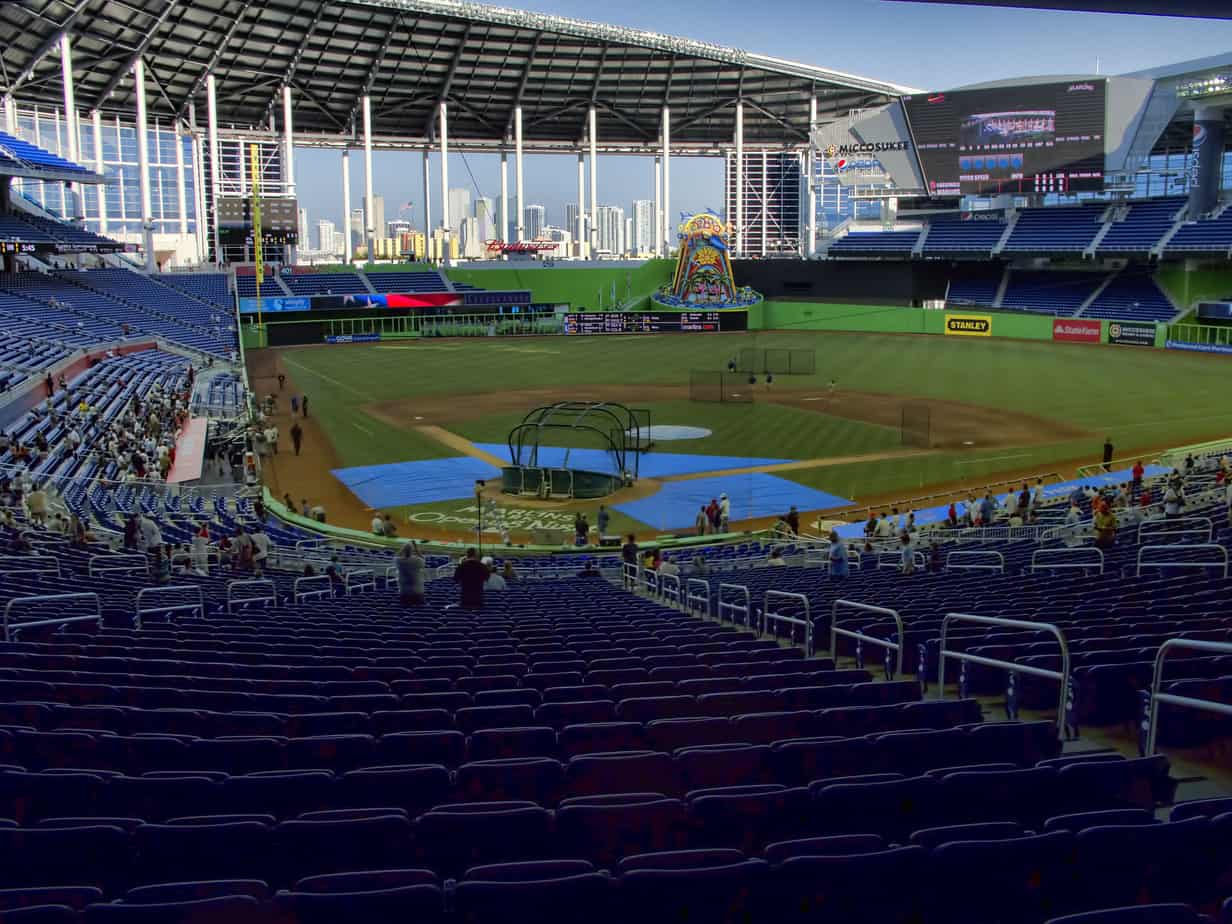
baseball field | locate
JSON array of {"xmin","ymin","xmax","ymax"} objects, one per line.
[{"xmin": 247, "ymin": 329, "xmax": 1232, "ymax": 539}]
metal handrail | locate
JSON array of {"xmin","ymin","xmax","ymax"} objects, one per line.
[
  {"xmin": 0, "ymin": 555, "xmax": 60, "ymax": 576},
  {"xmin": 660, "ymin": 573, "xmax": 681, "ymax": 606},
  {"xmin": 3, "ymin": 592, "xmax": 101, "ymax": 642},
  {"xmin": 88, "ymin": 553, "xmax": 149, "ymax": 577},
  {"xmin": 686, "ymin": 578, "xmax": 710, "ymax": 617},
  {"xmin": 877, "ymin": 551, "xmax": 926, "ymax": 570},
  {"xmin": 946, "ymin": 550, "xmax": 1005, "ymax": 573},
  {"xmin": 1136, "ymin": 543, "xmax": 1229, "ymax": 577},
  {"xmin": 1030, "ymin": 547, "xmax": 1105, "ymax": 574},
  {"xmin": 1137, "ymin": 516, "xmax": 1213, "ymax": 544},
  {"xmin": 226, "ymin": 578, "xmax": 277, "ymax": 614},
  {"xmin": 1145, "ymin": 638, "xmax": 1232, "ymax": 755},
  {"xmin": 135, "ymin": 585, "xmax": 205, "ymax": 625},
  {"xmin": 294, "ymin": 575, "xmax": 334, "ymax": 602},
  {"xmin": 831, "ymin": 599, "xmax": 905, "ymax": 679},
  {"xmin": 938, "ymin": 612, "xmax": 1070, "ymax": 740},
  {"xmin": 763, "ymin": 590, "xmax": 812, "ymax": 653},
  {"xmin": 344, "ymin": 569, "xmax": 377, "ymax": 595},
  {"xmin": 717, "ymin": 583, "xmax": 752, "ymax": 629},
  {"xmin": 622, "ymin": 561, "xmax": 640, "ymax": 589},
  {"xmin": 641, "ymin": 566, "xmax": 660, "ymax": 596}
]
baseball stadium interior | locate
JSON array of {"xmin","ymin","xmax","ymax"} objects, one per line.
[{"xmin": 1, "ymin": 0, "xmax": 1232, "ymax": 921}]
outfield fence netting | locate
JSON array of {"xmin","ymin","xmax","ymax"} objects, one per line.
[{"xmin": 735, "ymin": 347, "xmax": 816, "ymax": 376}]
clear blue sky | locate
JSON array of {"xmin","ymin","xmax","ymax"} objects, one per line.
[{"xmin": 295, "ymin": 0, "xmax": 1232, "ymax": 242}]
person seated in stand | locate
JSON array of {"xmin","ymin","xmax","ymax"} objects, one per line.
[
  {"xmin": 658, "ymin": 554, "xmax": 680, "ymax": 578},
  {"xmin": 482, "ymin": 556, "xmax": 507, "ymax": 591},
  {"xmin": 501, "ymin": 560, "xmax": 517, "ymax": 583},
  {"xmin": 576, "ymin": 561, "xmax": 602, "ymax": 578},
  {"xmin": 766, "ymin": 548, "xmax": 786, "ymax": 567}
]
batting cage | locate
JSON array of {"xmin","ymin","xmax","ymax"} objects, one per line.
[
  {"xmin": 735, "ymin": 348, "xmax": 816, "ymax": 376},
  {"xmin": 689, "ymin": 370, "xmax": 754, "ymax": 404},
  {"xmin": 901, "ymin": 403, "xmax": 932, "ymax": 448}
]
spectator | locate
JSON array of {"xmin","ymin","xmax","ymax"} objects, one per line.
[
  {"xmin": 325, "ymin": 556, "xmax": 346, "ymax": 594},
  {"xmin": 1131, "ymin": 459, "xmax": 1145, "ymax": 494},
  {"xmin": 875, "ymin": 513, "xmax": 894, "ymax": 539},
  {"xmin": 785, "ymin": 505, "xmax": 800, "ymax": 536},
  {"xmin": 310, "ymin": 503, "xmax": 326, "ymax": 523},
  {"xmin": 25, "ymin": 483, "xmax": 48, "ymax": 526},
  {"xmin": 574, "ymin": 513, "xmax": 589, "ymax": 547},
  {"xmin": 482, "ymin": 556, "xmax": 507, "ymax": 591},
  {"xmin": 383, "ymin": 515, "xmax": 397, "ymax": 537},
  {"xmin": 291, "ymin": 422, "xmax": 304, "ymax": 456},
  {"xmin": 282, "ymin": 492, "xmax": 294, "ymax": 510},
  {"xmin": 946, "ymin": 502, "xmax": 959, "ymax": 529},
  {"xmin": 621, "ymin": 534, "xmax": 639, "ymax": 567},
  {"xmin": 766, "ymin": 548, "xmax": 786, "ymax": 567},
  {"xmin": 395, "ymin": 541, "xmax": 426, "ymax": 606},
  {"xmin": 899, "ymin": 533, "xmax": 916, "ymax": 575},
  {"xmin": 695, "ymin": 506, "xmax": 708, "ymax": 536},
  {"xmin": 705, "ymin": 498, "xmax": 720, "ymax": 534},
  {"xmin": 371, "ymin": 513, "xmax": 386, "ymax": 536},
  {"xmin": 864, "ymin": 513, "xmax": 878, "ymax": 538},
  {"xmin": 691, "ymin": 555, "xmax": 708, "ymax": 577},
  {"xmin": 138, "ymin": 512, "xmax": 162, "ymax": 556},
  {"xmin": 828, "ymin": 530, "xmax": 849, "ymax": 579},
  {"xmin": 454, "ymin": 548, "xmax": 489, "ymax": 609},
  {"xmin": 1102, "ymin": 437, "xmax": 1114, "ymax": 473},
  {"xmin": 250, "ymin": 526, "xmax": 270, "ymax": 577},
  {"xmin": 1093, "ymin": 502, "xmax": 1117, "ymax": 549},
  {"xmin": 979, "ymin": 493, "xmax": 995, "ymax": 526},
  {"xmin": 264, "ymin": 423, "xmax": 278, "ymax": 454},
  {"xmin": 577, "ymin": 562, "xmax": 602, "ymax": 578},
  {"xmin": 1163, "ymin": 486, "xmax": 1184, "ymax": 519},
  {"xmin": 232, "ymin": 527, "xmax": 253, "ymax": 572},
  {"xmin": 659, "ymin": 554, "xmax": 680, "ymax": 578},
  {"xmin": 191, "ymin": 522, "xmax": 210, "ymax": 575},
  {"xmin": 719, "ymin": 493, "xmax": 730, "ymax": 532},
  {"xmin": 300, "ymin": 498, "xmax": 311, "ymax": 517},
  {"xmin": 596, "ymin": 505, "xmax": 610, "ymax": 536},
  {"xmin": 502, "ymin": 561, "xmax": 517, "ymax": 583},
  {"xmin": 123, "ymin": 514, "xmax": 140, "ymax": 552}
]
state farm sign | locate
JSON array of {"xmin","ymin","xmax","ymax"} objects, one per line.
[{"xmin": 1052, "ymin": 319, "xmax": 1102, "ymax": 343}]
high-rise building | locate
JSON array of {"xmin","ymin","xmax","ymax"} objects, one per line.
[
  {"xmin": 386, "ymin": 219, "xmax": 412, "ymax": 239},
  {"xmin": 724, "ymin": 150, "xmax": 803, "ymax": 258},
  {"xmin": 595, "ymin": 205, "xmax": 625, "ymax": 256},
  {"xmin": 523, "ymin": 204, "xmax": 546, "ymax": 240},
  {"xmin": 362, "ymin": 195, "xmax": 385, "ymax": 240},
  {"xmin": 625, "ymin": 218, "xmax": 634, "ymax": 257},
  {"xmin": 316, "ymin": 219, "xmax": 336, "ymax": 254},
  {"xmin": 475, "ymin": 197, "xmax": 496, "ymax": 243},
  {"xmin": 540, "ymin": 226, "xmax": 572, "ymax": 259},
  {"xmin": 298, "ymin": 208, "xmax": 310, "ymax": 249},
  {"xmin": 332, "ymin": 230, "xmax": 347, "ymax": 256},
  {"xmin": 631, "ymin": 199, "xmax": 655, "ymax": 255},
  {"xmin": 461, "ymin": 216, "xmax": 482, "ymax": 258},
  {"xmin": 348, "ymin": 208, "xmax": 364, "ymax": 248},
  {"xmin": 447, "ymin": 188, "xmax": 471, "ymax": 232}
]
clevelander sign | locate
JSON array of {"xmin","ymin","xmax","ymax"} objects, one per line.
[{"xmin": 944, "ymin": 313, "xmax": 992, "ymax": 337}]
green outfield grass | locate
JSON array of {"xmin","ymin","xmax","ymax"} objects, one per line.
[{"xmin": 277, "ymin": 331, "xmax": 1232, "ymax": 509}]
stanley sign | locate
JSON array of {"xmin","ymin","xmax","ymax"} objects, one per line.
[{"xmin": 944, "ymin": 313, "xmax": 992, "ymax": 337}]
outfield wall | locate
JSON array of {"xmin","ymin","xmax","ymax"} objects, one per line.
[
  {"xmin": 445, "ymin": 260, "xmax": 674, "ymax": 310},
  {"xmin": 753, "ymin": 301, "xmax": 1058, "ymax": 339}
]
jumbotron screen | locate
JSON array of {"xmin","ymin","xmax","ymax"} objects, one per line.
[
  {"xmin": 902, "ymin": 80, "xmax": 1106, "ymax": 196},
  {"xmin": 217, "ymin": 196, "xmax": 300, "ymax": 245},
  {"xmin": 563, "ymin": 311, "xmax": 747, "ymax": 335}
]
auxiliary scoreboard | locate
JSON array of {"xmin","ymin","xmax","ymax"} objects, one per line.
[{"xmin": 563, "ymin": 311, "xmax": 747, "ymax": 334}]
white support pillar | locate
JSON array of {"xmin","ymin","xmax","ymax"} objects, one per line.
[
  {"xmin": 499, "ymin": 150, "xmax": 508, "ymax": 247},
  {"xmin": 115, "ymin": 115, "xmax": 127, "ymax": 224},
  {"xmin": 761, "ymin": 149, "xmax": 768, "ymax": 257},
  {"xmin": 438, "ymin": 101, "xmax": 449, "ymax": 263},
  {"xmin": 2, "ymin": 95, "xmax": 15, "ymax": 135},
  {"xmin": 174, "ymin": 120, "xmax": 188, "ymax": 235},
  {"xmin": 91, "ymin": 110, "xmax": 107, "ymax": 234},
  {"xmin": 362, "ymin": 94, "xmax": 374, "ymax": 263},
  {"xmin": 514, "ymin": 105, "xmax": 524, "ymax": 241},
  {"xmin": 661, "ymin": 105, "xmax": 671, "ymax": 256},
  {"xmin": 205, "ymin": 74, "xmax": 221, "ymax": 264},
  {"xmin": 421, "ymin": 149, "xmax": 431, "ymax": 258},
  {"xmin": 653, "ymin": 155, "xmax": 661, "ymax": 258},
  {"xmin": 341, "ymin": 148, "xmax": 352, "ymax": 263},
  {"xmin": 807, "ymin": 96, "xmax": 818, "ymax": 259},
  {"xmin": 734, "ymin": 99, "xmax": 743, "ymax": 257},
  {"xmin": 192, "ymin": 132, "xmax": 208, "ymax": 260},
  {"xmin": 134, "ymin": 57, "xmax": 155, "ymax": 271},
  {"xmin": 588, "ymin": 105, "xmax": 598, "ymax": 256},
  {"xmin": 59, "ymin": 34, "xmax": 81, "ymax": 219},
  {"xmin": 282, "ymin": 85, "xmax": 295, "ymax": 198},
  {"xmin": 576, "ymin": 151, "xmax": 586, "ymax": 258}
]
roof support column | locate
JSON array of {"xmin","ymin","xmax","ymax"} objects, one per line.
[
  {"xmin": 174, "ymin": 120, "xmax": 188, "ymax": 236},
  {"xmin": 807, "ymin": 95, "xmax": 817, "ymax": 258},
  {"xmin": 653, "ymin": 155, "xmax": 661, "ymax": 258},
  {"xmin": 734, "ymin": 99, "xmax": 743, "ymax": 257},
  {"xmin": 588, "ymin": 105, "xmax": 598, "ymax": 257},
  {"xmin": 576, "ymin": 152, "xmax": 586, "ymax": 258},
  {"xmin": 134, "ymin": 57, "xmax": 155, "ymax": 272},
  {"xmin": 422, "ymin": 149, "xmax": 432, "ymax": 260},
  {"xmin": 341, "ymin": 148, "xmax": 352, "ymax": 263},
  {"xmin": 2, "ymin": 95, "xmax": 15, "ymax": 136},
  {"xmin": 514, "ymin": 105, "xmax": 524, "ymax": 242},
  {"xmin": 192, "ymin": 132, "xmax": 207, "ymax": 260},
  {"xmin": 362, "ymin": 94, "xmax": 375, "ymax": 264},
  {"xmin": 499, "ymin": 150, "xmax": 508, "ymax": 252},
  {"xmin": 282, "ymin": 85, "xmax": 295, "ymax": 198},
  {"xmin": 60, "ymin": 34, "xmax": 81, "ymax": 219},
  {"xmin": 437, "ymin": 101, "xmax": 449, "ymax": 265},
  {"xmin": 761, "ymin": 150, "xmax": 768, "ymax": 257},
  {"xmin": 205, "ymin": 74, "xmax": 221, "ymax": 265},
  {"xmin": 661, "ymin": 105, "xmax": 671, "ymax": 257},
  {"xmin": 91, "ymin": 110, "xmax": 107, "ymax": 235}
]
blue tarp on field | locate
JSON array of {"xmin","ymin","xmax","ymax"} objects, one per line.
[
  {"xmin": 473, "ymin": 443, "xmax": 793, "ymax": 478},
  {"xmin": 614, "ymin": 474, "xmax": 853, "ymax": 531},
  {"xmin": 332, "ymin": 456, "xmax": 501, "ymax": 508}
]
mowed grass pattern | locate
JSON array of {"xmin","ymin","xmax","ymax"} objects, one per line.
[{"xmin": 279, "ymin": 332, "xmax": 1232, "ymax": 503}]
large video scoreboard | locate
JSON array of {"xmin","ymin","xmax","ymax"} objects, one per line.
[
  {"xmin": 902, "ymin": 79, "xmax": 1106, "ymax": 196},
  {"xmin": 217, "ymin": 196, "xmax": 300, "ymax": 246},
  {"xmin": 563, "ymin": 311, "xmax": 747, "ymax": 335}
]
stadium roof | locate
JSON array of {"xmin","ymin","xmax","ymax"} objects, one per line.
[
  {"xmin": 0, "ymin": 0, "xmax": 920, "ymax": 152},
  {"xmin": 884, "ymin": 0, "xmax": 1232, "ymax": 18}
]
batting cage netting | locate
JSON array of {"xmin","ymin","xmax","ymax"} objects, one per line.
[
  {"xmin": 735, "ymin": 348, "xmax": 816, "ymax": 376},
  {"xmin": 901, "ymin": 403, "xmax": 932, "ymax": 448},
  {"xmin": 689, "ymin": 371, "xmax": 755, "ymax": 403}
]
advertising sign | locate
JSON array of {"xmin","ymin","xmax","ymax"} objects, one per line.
[
  {"xmin": 944, "ymin": 313, "xmax": 992, "ymax": 336},
  {"xmin": 1165, "ymin": 339, "xmax": 1232, "ymax": 356},
  {"xmin": 1052, "ymin": 318, "xmax": 1102, "ymax": 343},
  {"xmin": 1108, "ymin": 321, "xmax": 1156, "ymax": 346}
]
